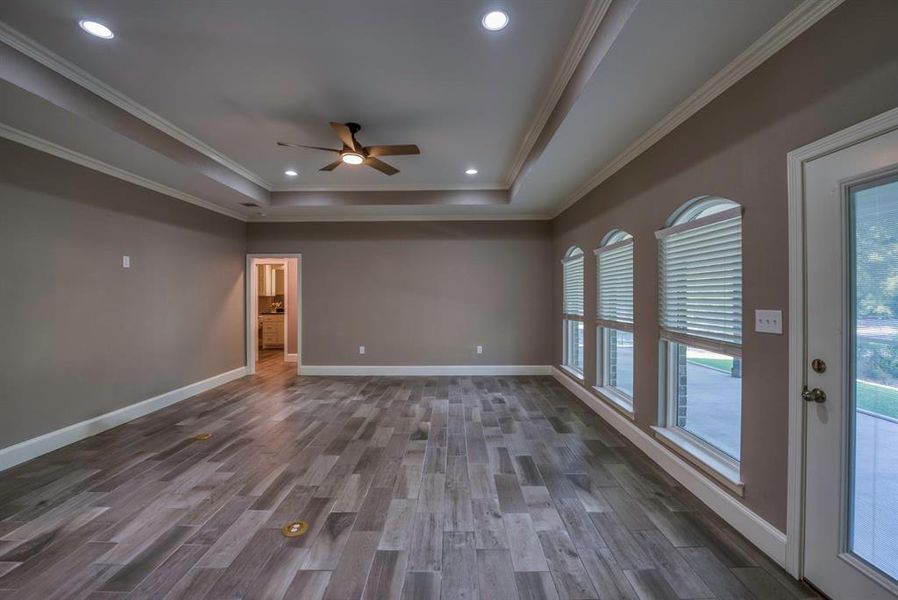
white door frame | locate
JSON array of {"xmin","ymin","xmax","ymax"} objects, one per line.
[
  {"xmin": 786, "ymin": 106, "xmax": 898, "ymax": 578},
  {"xmin": 254, "ymin": 258, "xmax": 290, "ymax": 363},
  {"xmin": 246, "ymin": 253, "xmax": 302, "ymax": 375}
]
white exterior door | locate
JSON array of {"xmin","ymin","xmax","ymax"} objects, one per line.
[{"xmin": 803, "ymin": 126, "xmax": 898, "ymax": 599}]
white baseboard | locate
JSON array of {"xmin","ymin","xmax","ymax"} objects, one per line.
[
  {"xmin": 552, "ymin": 367, "xmax": 788, "ymax": 567},
  {"xmin": 0, "ymin": 366, "xmax": 248, "ymax": 472},
  {"xmin": 285, "ymin": 353, "xmax": 298, "ymax": 363},
  {"xmin": 302, "ymin": 365, "xmax": 553, "ymax": 376}
]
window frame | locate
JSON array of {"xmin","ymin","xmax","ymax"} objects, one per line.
[
  {"xmin": 654, "ymin": 197, "xmax": 744, "ymax": 490},
  {"xmin": 561, "ymin": 247, "xmax": 585, "ymax": 379},
  {"xmin": 593, "ymin": 230, "xmax": 635, "ymax": 415}
]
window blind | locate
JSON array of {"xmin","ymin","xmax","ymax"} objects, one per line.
[
  {"xmin": 562, "ymin": 252, "xmax": 584, "ymax": 319},
  {"xmin": 657, "ymin": 207, "xmax": 742, "ymax": 351},
  {"xmin": 595, "ymin": 239, "xmax": 633, "ymax": 330}
]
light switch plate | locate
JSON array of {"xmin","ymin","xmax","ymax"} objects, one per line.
[
  {"xmin": 359, "ymin": 346, "xmax": 365, "ymax": 355},
  {"xmin": 122, "ymin": 255, "xmax": 130, "ymax": 269},
  {"xmin": 755, "ymin": 309, "xmax": 782, "ymax": 334},
  {"xmin": 476, "ymin": 345, "xmax": 483, "ymax": 354}
]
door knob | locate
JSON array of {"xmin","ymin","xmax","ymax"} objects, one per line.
[{"xmin": 802, "ymin": 386, "xmax": 826, "ymax": 403}]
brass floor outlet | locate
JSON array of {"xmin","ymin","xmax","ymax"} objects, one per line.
[
  {"xmin": 193, "ymin": 432, "xmax": 213, "ymax": 440},
  {"xmin": 281, "ymin": 520, "xmax": 308, "ymax": 538}
]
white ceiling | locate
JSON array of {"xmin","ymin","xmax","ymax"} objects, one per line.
[
  {"xmin": 511, "ymin": 0, "xmax": 801, "ymax": 214},
  {"xmin": 0, "ymin": 0, "xmax": 808, "ymax": 220},
  {"xmin": 0, "ymin": 0, "xmax": 586, "ymax": 188}
]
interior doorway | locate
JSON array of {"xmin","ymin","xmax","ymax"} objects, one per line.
[{"xmin": 246, "ymin": 254, "xmax": 301, "ymax": 375}]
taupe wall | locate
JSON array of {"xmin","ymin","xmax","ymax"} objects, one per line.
[
  {"xmin": 551, "ymin": 0, "xmax": 898, "ymax": 532},
  {"xmin": 248, "ymin": 221, "xmax": 553, "ymax": 366},
  {"xmin": 0, "ymin": 139, "xmax": 246, "ymax": 449}
]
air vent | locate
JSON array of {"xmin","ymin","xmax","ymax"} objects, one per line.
[{"xmin": 240, "ymin": 202, "xmax": 260, "ymax": 208}]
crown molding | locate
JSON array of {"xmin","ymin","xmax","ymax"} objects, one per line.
[
  {"xmin": 271, "ymin": 182, "xmax": 508, "ymax": 193},
  {"xmin": 503, "ymin": 0, "xmax": 611, "ymax": 187},
  {"xmin": 0, "ymin": 21, "xmax": 272, "ymax": 191},
  {"xmin": 0, "ymin": 123, "xmax": 248, "ymax": 221},
  {"xmin": 550, "ymin": 0, "xmax": 847, "ymax": 219},
  {"xmin": 247, "ymin": 212, "xmax": 551, "ymax": 223}
]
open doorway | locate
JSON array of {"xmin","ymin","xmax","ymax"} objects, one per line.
[{"xmin": 246, "ymin": 254, "xmax": 301, "ymax": 375}]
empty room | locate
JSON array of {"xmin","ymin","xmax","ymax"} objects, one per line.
[{"xmin": 1, "ymin": 1, "xmax": 897, "ymax": 598}]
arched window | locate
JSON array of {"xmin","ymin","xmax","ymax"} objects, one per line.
[
  {"xmin": 594, "ymin": 230, "xmax": 634, "ymax": 412},
  {"xmin": 656, "ymin": 197, "xmax": 744, "ymax": 476},
  {"xmin": 562, "ymin": 246, "xmax": 585, "ymax": 377}
]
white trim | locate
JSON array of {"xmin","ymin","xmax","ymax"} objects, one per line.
[
  {"xmin": 0, "ymin": 124, "xmax": 248, "ymax": 222},
  {"xmin": 302, "ymin": 365, "xmax": 552, "ymax": 376},
  {"xmin": 591, "ymin": 386, "xmax": 635, "ymax": 419},
  {"xmin": 504, "ymin": 0, "xmax": 611, "ymax": 185},
  {"xmin": 654, "ymin": 205, "xmax": 742, "ymax": 239},
  {"xmin": 558, "ymin": 364, "xmax": 585, "ymax": 382},
  {"xmin": 247, "ymin": 254, "xmax": 302, "ymax": 376},
  {"xmin": 551, "ymin": 0, "xmax": 846, "ymax": 218},
  {"xmin": 272, "ymin": 182, "xmax": 508, "ymax": 193},
  {"xmin": 0, "ymin": 22, "xmax": 271, "ymax": 190},
  {"xmin": 247, "ymin": 213, "xmax": 551, "ymax": 223},
  {"xmin": 552, "ymin": 366, "xmax": 787, "ymax": 566},
  {"xmin": 0, "ymin": 366, "xmax": 247, "ymax": 472},
  {"xmin": 785, "ymin": 105, "xmax": 898, "ymax": 578},
  {"xmin": 651, "ymin": 426, "xmax": 744, "ymax": 496}
]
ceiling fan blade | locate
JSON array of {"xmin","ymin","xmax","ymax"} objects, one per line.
[
  {"xmin": 364, "ymin": 157, "xmax": 399, "ymax": 176},
  {"xmin": 277, "ymin": 142, "xmax": 340, "ymax": 153},
  {"xmin": 364, "ymin": 144, "xmax": 420, "ymax": 157},
  {"xmin": 329, "ymin": 122, "xmax": 359, "ymax": 151},
  {"xmin": 319, "ymin": 159, "xmax": 343, "ymax": 172}
]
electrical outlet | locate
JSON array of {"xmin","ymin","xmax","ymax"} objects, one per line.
[
  {"xmin": 359, "ymin": 346, "xmax": 365, "ymax": 355},
  {"xmin": 122, "ymin": 255, "xmax": 130, "ymax": 269},
  {"xmin": 754, "ymin": 309, "xmax": 782, "ymax": 334},
  {"xmin": 476, "ymin": 345, "xmax": 483, "ymax": 354}
]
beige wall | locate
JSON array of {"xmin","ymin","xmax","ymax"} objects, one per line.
[
  {"xmin": 0, "ymin": 139, "xmax": 247, "ymax": 449},
  {"xmin": 248, "ymin": 221, "xmax": 553, "ymax": 366},
  {"xmin": 551, "ymin": 0, "xmax": 898, "ymax": 532}
]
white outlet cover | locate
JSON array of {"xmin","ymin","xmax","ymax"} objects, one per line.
[
  {"xmin": 476, "ymin": 345, "xmax": 483, "ymax": 354},
  {"xmin": 122, "ymin": 255, "xmax": 130, "ymax": 268},
  {"xmin": 359, "ymin": 345, "xmax": 365, "ymax": 355},
  {"xmin": 754, "ymin": 309, "xmax": 783, "ymax": 334}
]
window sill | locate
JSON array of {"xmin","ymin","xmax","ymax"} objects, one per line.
[
  {"xmin": 559, "ymin": 365, "xmax": 584, "ymax": 382},
  {"xmin": 651, "ymin": 426, "xmax": 744, "ymax": 497},
  {"xmin": 592, "ymin": 386, "xmax": 635, "ymax": 419}
]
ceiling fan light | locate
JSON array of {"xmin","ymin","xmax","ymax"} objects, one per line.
[{"xmin": 341, "ymin": 152, "xmax": 364, "ymax": 165}]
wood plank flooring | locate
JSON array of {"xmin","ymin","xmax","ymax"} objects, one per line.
[{"xmin": 0, "ymin": 351, "xmax": 820, "ymax": 599}]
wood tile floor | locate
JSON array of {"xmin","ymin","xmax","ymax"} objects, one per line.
[{"xmin": 0, "ymin": 352, "xmax": 820, "ymax": 599}]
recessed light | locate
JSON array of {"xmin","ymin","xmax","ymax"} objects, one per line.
[
  {"xmin": 465, "ymin": 168, "xmax": 479, "ymax": 175},
  {"xmin": 481, "ymin": 11, "xmax": 509, "ymax": 31},
  {"xmin": 284, "ymin": 169, "xmax": 298, "ymax": 177},
  {"xmin": 79, "ymin": 20, "xmax": 114, "ymax": 39},
  {"xmin": 341, "ymin": 152, "xmax": 364, "ymax": 165}
]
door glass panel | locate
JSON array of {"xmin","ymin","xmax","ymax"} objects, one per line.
[{"xmin": 850, "ymin": 177, "xmax": 898, "ymax": 581}]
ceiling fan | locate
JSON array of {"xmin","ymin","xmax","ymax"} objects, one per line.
[{"xmin": 277, "ymin": 122, "xmax": 420, "ymax": 176}]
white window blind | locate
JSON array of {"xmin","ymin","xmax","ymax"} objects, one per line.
[
  {"xmin": 562, "ymin": 251, "xmax": 584, "ymax": 319},
  {"xmin": 657, "ymin": 206, "xmax": 742, "ymax": 352},
  {"xmin": 595, "ymin": 238, "xmax": 633, "ymax": 330}
]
